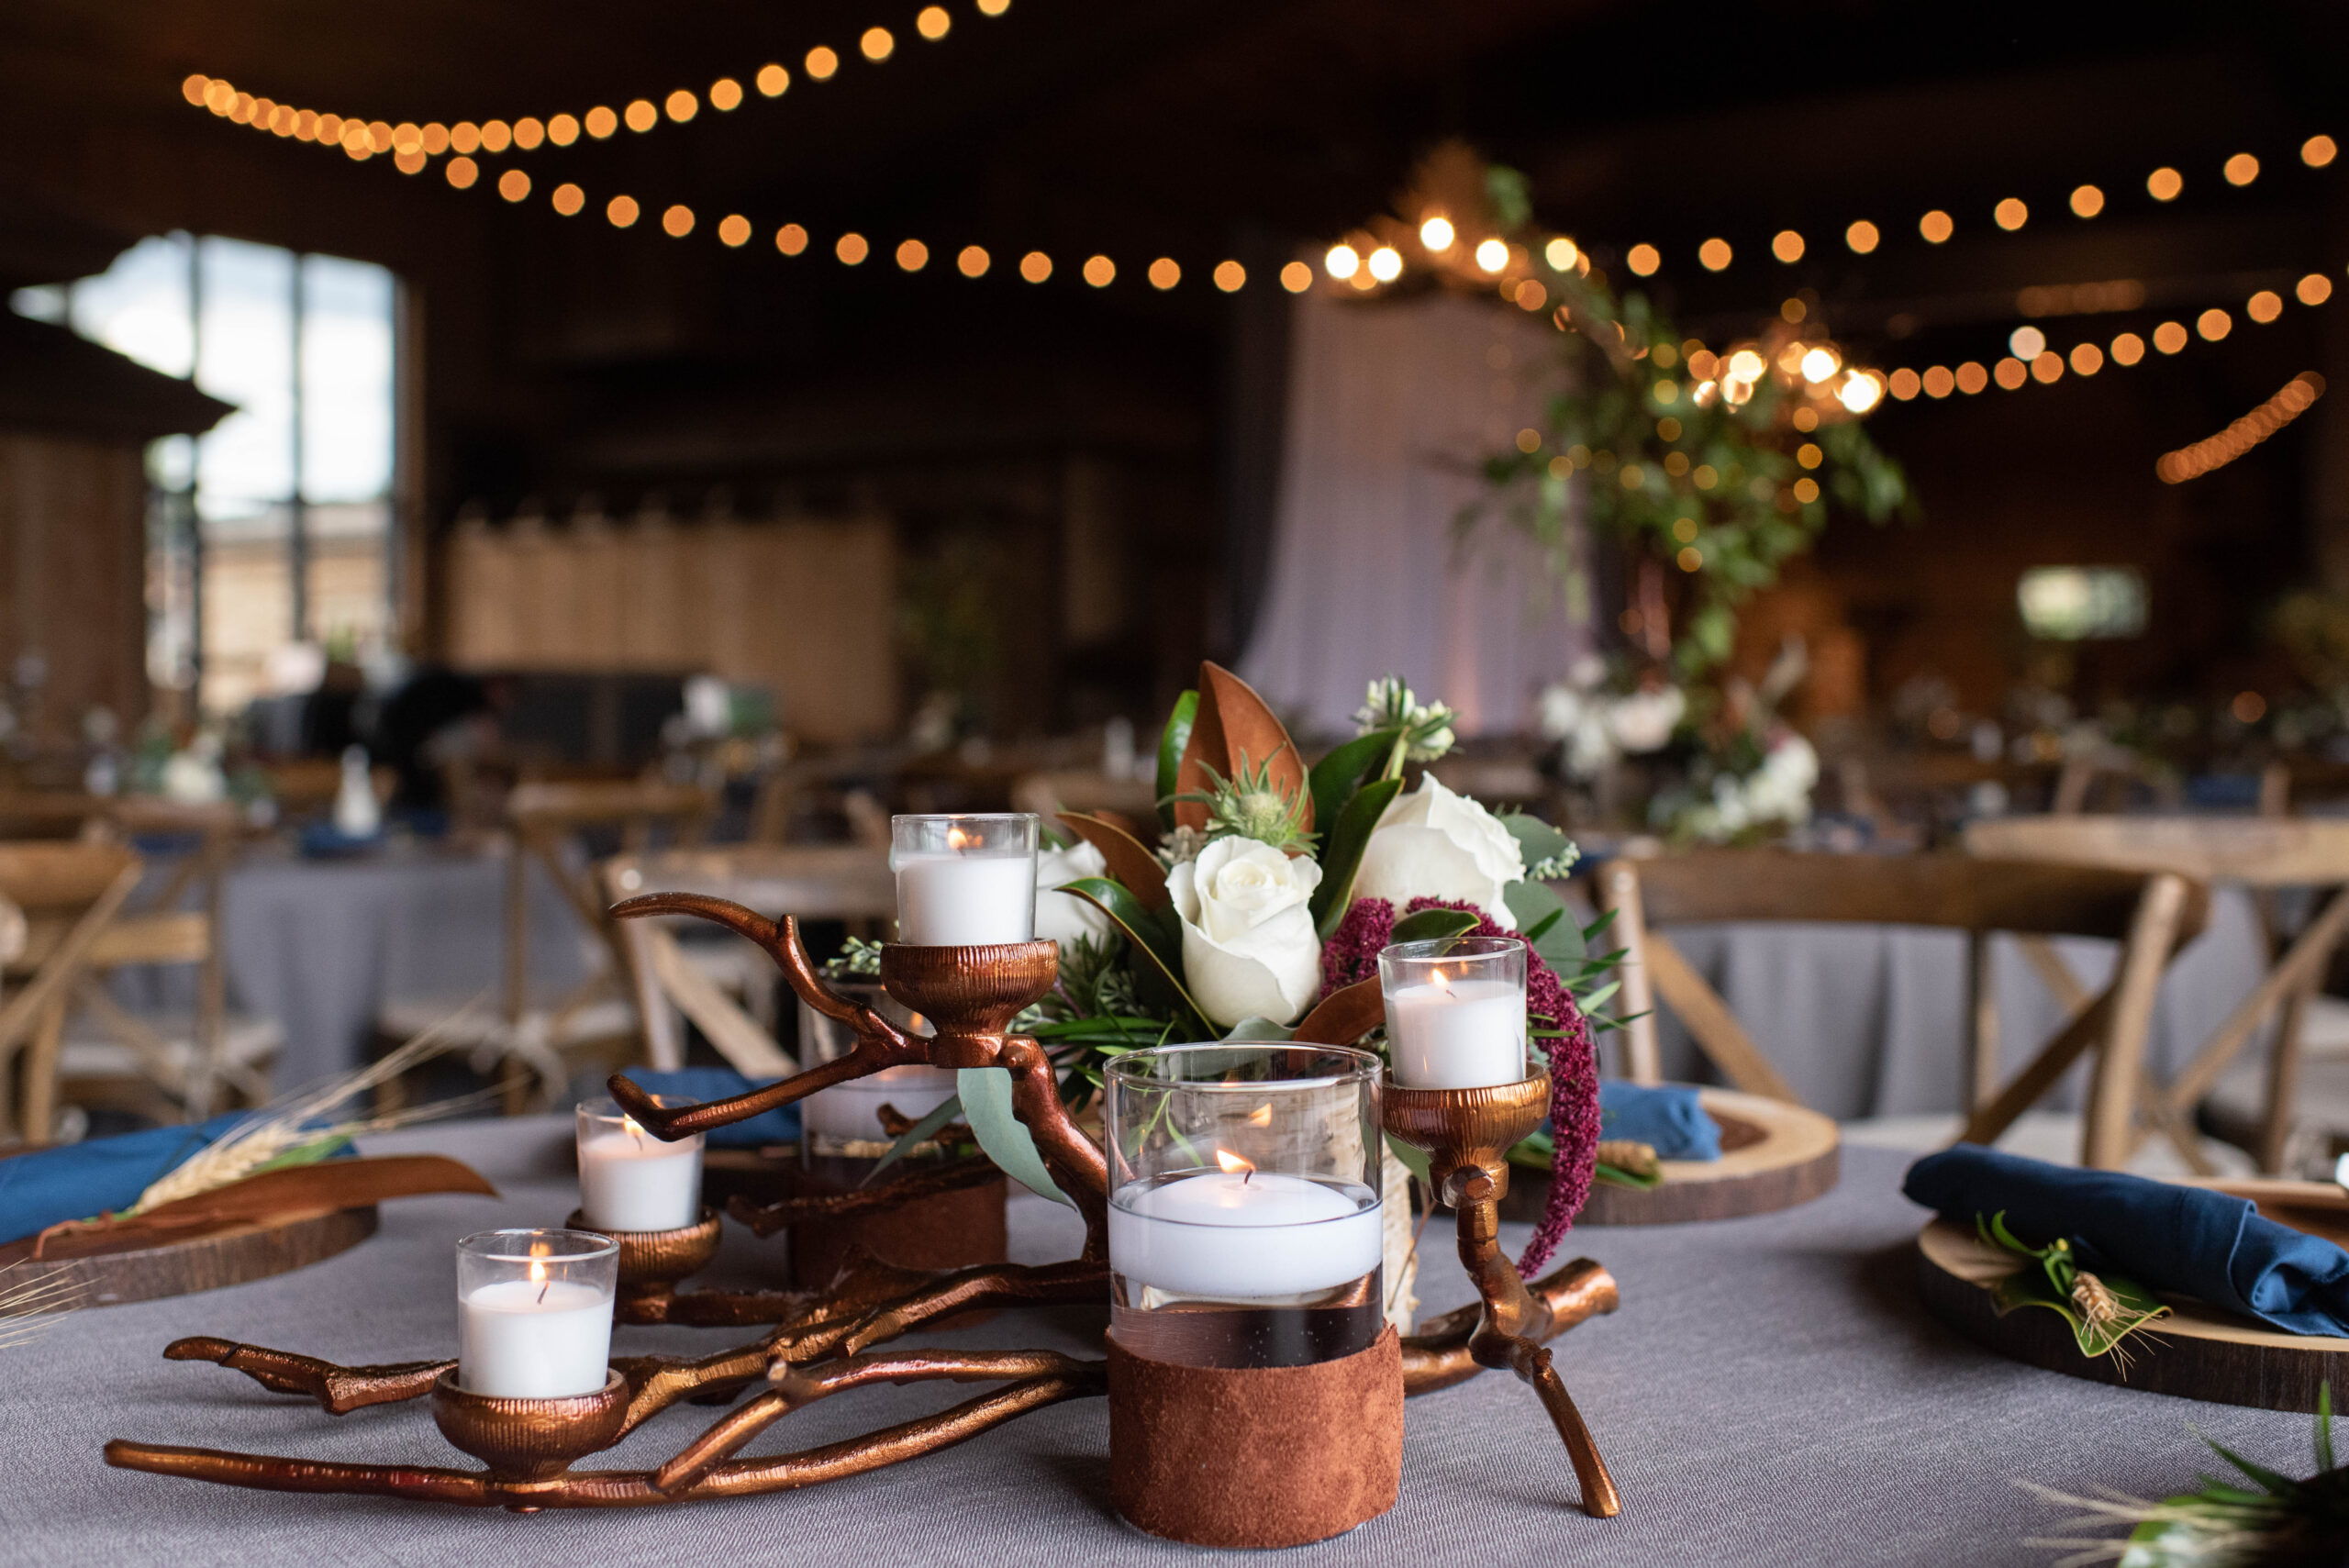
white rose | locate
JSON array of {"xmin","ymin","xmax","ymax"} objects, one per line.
[
  {"xmin": 1166, "ymin": 837, "xmax": 1324, "ymax": 1028},
  {"xmin": 1035, "ymin": 839, "xmax": 1110, "ymax": 951},
  {"xmin": 1351, "ymin": 774, "xmax": 1524, "ymax": 928}
]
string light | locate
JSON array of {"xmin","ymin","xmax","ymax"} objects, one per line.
[
  {"xmin": 1994, "ymin": 197, "xmax": 2028, "ymax": 230},
  {"xmin": 836, "ymin": 231, "xmax": 868, "ymax": 263},
  {"xmin": 2071, "ymin": 184, "xmax": 2105, "ymax": 217},
  {"xmin": 1019, "ymin": 250, "xmax": 1051, "ymax": 283},
  {"xmin": 1325, "ymin": 244, "xmax": 1360, "ymax": 280},
  {"xmin": 1771, "ymin": 230, "xmax": 1804, "ymax": 262},
  {"xmin": 775, "ymin": 223, "xmax": 808, "ymax": 255},
  {"xmin": 2224, "ymin": 152, "xmax": 2260, "ymax": 186},
  {"xmin": 958, "ymin": 244, "xmax": 989, "ymax": 277},
  {"xmin": 662, "ymin": 205, "xmax": 694, "ymax": 237},
  {"xmin": 1845, "ymin": 221, "xmax": 1878, "ymax": 254},
  {"xmin": 1919, "ymin": 209, "xmax": 1954, "ymax": 243},
  {"xmin": 2148, "ymin": 166, "xmax": 2183, "ymax": 201},
  {"xmin": 551, "ymin": 182, "xmax": 584, "ymax": 216},
  {"xmin": 718, "ymin": 214, "xmax": 751, "ymax": 246},
  {"xmin": 1083, "ymin": 254, "xmax": 1115, "ymax": 287},
  {"xmin": 1420, "ymin": 217, "xmax": 1455, "ymax": 250},
  {"xmin": 2309, "ymin": 136, "xmax": 2339, "ymax": 168},
  {"xmin": 1699, "ymin": 238, "xmax": 1732, "ymax": 271},
  {"xmin": 607, "ymin": 195, "xmax": 639, "ymax": 228},
  {"xmin": 2157, "ymin": 373, "xmax": 2324, "ymax": 482},
  {"xmin": 1475, "ymin": 239, "xmax": 1510, "ymax": 273},
  {"xmin": 1280, "ymin": 261, "xmax": 1312, "ymax": 293}
]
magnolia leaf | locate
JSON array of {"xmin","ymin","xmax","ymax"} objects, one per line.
[
  {"xmin": 1156, "ymin": 689, "xmax": 1197, "ymax": 832},
  {"xmin": 1291, "ymin": 977, "xmax": 1384, "ymax": 1046},
  {"xmin": 1505, "ymin": 879, "xmax": 1585, "ymax": 971},
  {"xmin": 1389, "ymin": 907, "xmax": 1482, "ymax": 947},
  {"xmin": 860, "ymin": 1095, "xmax": 966, "ymax": 1187},
  {"xmin": 1063, "ymin": 877, "xmax": 1206, "ymax": 1027},
  {"xmin": 955, "ymin": 1067, "xmax": 1071, "ymax": 1207},
  {"xmin": 1221, "ymin": 1017, "xmax": 1295, "ymax": 1042},
  {"xmin": 1057, "ymin": 811, "xmax": 1170, "ymax": 911},
  {"xmin": 1309, "ymin": 728, "xmax": 1399, "ymax": 835},
  {"xmin": 1310, "ymin": 775, "xmax": 1404, "ymax": 936},
  {"xmin": 1175, "ymin": 663, "xmax": 1310, "ymax": 838}
]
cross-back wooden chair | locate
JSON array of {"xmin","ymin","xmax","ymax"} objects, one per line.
[
  {"xmin": 0, "ymin": 841, "xmax": 143, "ymax": 1143},
  {"xmin": 375, "ymin": 779, "xmax": 718, "ymax": 1111},
  {"xmin": 0, "ymin": 795, "xmax": 273, "ymax": 1121},
  {"xmin": 1962, "ymin": 816, "xmax": 2349, "ymax": 1173},
  {"xmin": 602, "ymin": 844, "xmax": 896, "ymax": 1075},
  {"xmin": 1595, "ymin": 850, "xmax": 2209, "ymax": 1170}
]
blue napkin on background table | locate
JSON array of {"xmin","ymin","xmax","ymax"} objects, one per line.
[
  {"xmin": 1598, "ymin": 1080, "xmax": 1721, "ymax": 1161},
  {"xmin": 1904, "ymin": 1143, "xmax": 2349, "ymax": 1338},
  {"xmin": 619, "ymin": 1068, "xmax": 803, "ymax": 1148},
  {"xmin": 0, "ymin": 1113, "xmax": 250, "ymax": 1247}
]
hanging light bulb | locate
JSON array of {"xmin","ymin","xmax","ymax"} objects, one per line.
[
  {"xmin": 1419, "ymin": 216, "xmax": 1454, "ymax": 251},
  {"xmin": 1475, "ymin": 238, "xmax": 1508, "ymax": 273}
]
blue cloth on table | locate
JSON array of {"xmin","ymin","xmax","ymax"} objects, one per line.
[
  {"xmin": 1598, "ymin": 1080, "xmax": 1720, "ymax": 1161},
  {"xmin": 618, "ymin": 1069, "xmax": 802, "ymax": 1148},
  {"xmin": 0, "ymin": 1113, "xmax": 250, "ymax": 1246},
  {"xmin": 1903, "ymin": 1143, "xmax": 2349, "ymax": 1338}
]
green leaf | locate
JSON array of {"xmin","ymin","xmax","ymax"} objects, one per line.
[
  {"xmin": 1309, "ymin": 729, "xmax": 1399, "ymax": 833},
  {"xmin": 860, "ymin": 1095, "xmax": 965, "ymax": 1186},
  {"xmin": 1500, "ymin": 812, "xmax": 1575, "ymax": 873},
  {"xmin": 1383, "ymin": 1134, "xmax": 1431, "ymax": 1184},
  {"xmin": 1221, "ymin": 1017, "xmax": 1295, "ymax": 1041},
  {"xmin": 1155, "ymin": 690, "xmax": 1197, "ymax": 832},
  {"xmin": 1063, "ymin": 876, "xmax": 1206, "ymax": 1026},
  {"xmin": 2318, "ymin": 1381, "xmax": 2335, "ymax": 1473},
  {"xmin": 1310, "ymin": 775, "xmax": 1404, "ymax": 936},
  {"xmin": 249, "ymin": 1134, "xmax": 352, "ymax": 1174},
  {"xmin": 1389, "ymin": 907, "xmax": 1482, "ymax": 947},
  {"xmin": 1594, "ymin": 1160, "xmax": 1664, "ymax": 1191},
  {"xmin": 2199, "ymin": 1432, "xmax": 2300, "ymax": 1498},
  {"xmin": 1505, "ymin": 879, "xmax": 1584, "ymax": 972},
  {"xmin": 955, "ymin": 1067, "xmax": 1071, "ymax": 1207}
]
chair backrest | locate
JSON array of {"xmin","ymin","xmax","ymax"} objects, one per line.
[
  {"xmin": 600, "ymin": 845, "xmax": 893, "ymax": 1074},
  {"xmin": 1596, "ymin": 849, "xmax": 2205, "ymax": 1167},
  {"xmin": 1009, "ymin": 770, "xmax": 1159, "ymax": 828},
  {"xmin": 1964, "ymin": 815, "xmax": 2349, "ymax": 890},
  {"xmin": 0, "ymin": 840, "xmax": 143, "ymax": 1141}
]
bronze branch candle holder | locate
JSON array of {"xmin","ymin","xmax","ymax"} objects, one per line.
[
  {"xmin": 106, "ymin": 898, "xmax": 1621, "ymax": 1516},
  {"xmin": 1384, "ymin": 1072, "xmax": 1622, "ymax": 1518}
]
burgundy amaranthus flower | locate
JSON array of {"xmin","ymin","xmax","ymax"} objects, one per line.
[{"xmin": 1320, "ymin": 895, "xmax": 1600, "ymax": 1276}]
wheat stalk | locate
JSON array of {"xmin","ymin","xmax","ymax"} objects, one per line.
[
  {"xmin": 0, "ymin": 1262, "xmax": 83, "ymax": 1350},
  {"xmin": 125, "ymin": 1004, "xmax": 496, "ymax": 1217}
]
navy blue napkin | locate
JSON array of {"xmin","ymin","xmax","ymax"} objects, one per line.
[
  {"xmin": 1598, "ymin": 1080, "xmax": 1721, "ymax": 1161},
  {"xmin": 618, "ymin": 1068, "xmax": 803, "ymax": 1149},
  {"xmin": 1904, "ymin": 1144, "xmax": 2349, "ymax": 1338},
  {"xmin": 0, "ymin": 1113, "xmax": 250, "ymax": 1246}
]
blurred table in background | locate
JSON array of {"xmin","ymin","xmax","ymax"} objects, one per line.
[{"xmin": 1623, "ymin": 886, "xmax": 2267, "ymax": 1124}]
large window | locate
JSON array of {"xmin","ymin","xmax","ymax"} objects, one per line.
[{"xmin": 13, "ymin": 234, "xmax": 399, "ymax": 712}]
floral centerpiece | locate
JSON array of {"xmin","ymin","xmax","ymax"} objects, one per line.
[{"xmin": 1007, "ymin": 662, "xmax": 1620, "ymax": 1275}]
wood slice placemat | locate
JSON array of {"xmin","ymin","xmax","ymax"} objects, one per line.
[
  {"xmin": 0, "ymin": 1206, "xmax": 378, "ymax": 1308},
  {"xmin": 1916, "ymin": 1180, "xmax": 2349, "ymax": 1413},
  {"xmin": 1565, "ymin": 1086, "xmax": 1840, "ymax": 1225}
]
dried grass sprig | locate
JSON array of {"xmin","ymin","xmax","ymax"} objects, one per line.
[
  {"xmin": 125, "ymin": 1005, "xmax": 495, "ymax": 1217},
  {"xmin": 0, "ymin": 1261, "xmax": 83, "ymax": 1351}
]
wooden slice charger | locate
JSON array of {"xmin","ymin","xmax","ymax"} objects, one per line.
[
  {"xmin": 1916, "ymin": 1179, "xmax": 2349, "ymax": 1413},
  {"xmin": 1503, "ymin": 1085, "xmax": 1840, "ymax": 1226},
  {"xmin": 0, "ymin": 1206, "xmax": 379, "ymax": 1308}
]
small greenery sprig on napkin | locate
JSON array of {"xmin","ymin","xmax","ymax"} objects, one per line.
[{"xmin": 1979, "ymin": 1210, "xmax": 2171, "ymax": 1368}]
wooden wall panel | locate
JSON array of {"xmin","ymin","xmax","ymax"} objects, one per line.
[
  {"xmin": 440, "ymin": 514, "xmax": 896, "ymax": 743},
  {"xmin": 0, "ymin": 431, "xmax": 148, "ymax": 734}
]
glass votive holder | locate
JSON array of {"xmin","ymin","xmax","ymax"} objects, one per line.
[
  {"xmin": 574, "ymin": 1097, "xmax": 705, "ymax": 1233},
  {"xmin": 455, "ymin": 1229, "xmax": 618, "ymax": 1398},
  {"xmin": 1377, "ymin": 934, "xmax": 1530, "ymax": 1090},
  {"xmin": 797, "ymin": 978, "xmax": 957, "ymax": 1163},
  {"xmin": 888, "ymin": 813, "xmax": 1039, "ymax": 945},
  {"xmin": 1105, "ymin": 1043, "xmax": 1384, "ymax": 1368}
]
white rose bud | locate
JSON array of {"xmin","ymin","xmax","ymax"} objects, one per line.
[
  {"xmin": 1352, "ymin": 774, "xmax": 1525, "ymax": 928},
  {"xmin": 1166, "ymin": 837, "xmax": 1325, "ymax": 1028},
  {"xmin": 1035, "ymin": 839, "xmax": 1111, "ymax": 951}
]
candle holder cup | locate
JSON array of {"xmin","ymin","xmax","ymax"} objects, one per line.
[
  {"xmin": 1103, "ymin": 1043, "xmax": 1402, "ymax": 1548},
  {"xmin": 564, "ymin": 1207, "xmax": 725, "ymax": 1322},
  {"xmin": 431, "ymin": 1367, "xmax": 631, "ymax": 1484}
]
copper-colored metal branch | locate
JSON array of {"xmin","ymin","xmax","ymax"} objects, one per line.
[
  {"xmin": 996, "ymin": 1036, "xmax": 1109, "ymax": 1258},
  {"xmin": 782, "ymin": 1258, "xmax": 1109, "ymax": 1362},
  {"xmin": 161, "ymin": 1340, "xmax": 453, "ymax": 1415},
  {"xmin": 1398, "ymin": 1255, "xmax": 1617, "ymax": 1393},
  {"xmin": 106, "ymin": 1371, "xmax": 1108, "ymax": 1507},
  {"xmin": 726, "ymin": 1156, "xmax": 1001, "ymax": 1238},
  {"xmin": 605, "ymin": 905, "xmax": 923, "ymax": 1140},
  {"xmin": 653, "ymin": 1349, "xmax": 1102, "ymax": 1493}
]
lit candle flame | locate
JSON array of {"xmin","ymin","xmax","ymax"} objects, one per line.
[
  {"xmin": 947, "ymin": 825, "xmax": 974, "ymax": 851},
  {"xmin": 1431, "ymin": 966, "xmax": 1451, "ymax": 992},
  {"xmin": 1245, "ymin": 1104, "xmax": 1273, "ymax": 1128},
  {"xmin": 621, "ymin": 1114, "xmax": 644, "ymax": 1146},
  {"xmin": 1215, "ymin": 1148, "xmax": 1255, "ymax": 1184},
  {"xmin": 528, "ymin": 1258, "xmax": 548, "ymax": 1284}
]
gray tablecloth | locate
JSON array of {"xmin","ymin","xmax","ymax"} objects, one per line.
[
  {"xmin": 117, "ymin": 845, "xmax": 592, "ymax": 1091},
  {"xmin": 1644, "ymin": 886, "xmax": 2269, "ymax": 1120},
  {"xmin": 0, "ymin": 1116, "xmax": 2315, "ymax": 1565}
]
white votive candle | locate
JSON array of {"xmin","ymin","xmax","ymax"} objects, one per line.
[
  {"xmin": 458, "ymin": 1276, "xmax": 615, "ymax": 1398},
  {"xmin": 1109, "ymin": 1169, "xmax": 1382, "ymax": 1299},
  {"xmin": 893, "ymin": 851, "xmax": 1036, "ymax": 944},
  {"xmin": 577, "ymin": 1112, "xmax": 704, "ymax": 1232},
  {"xmin": 1386, "ymin": 975, "xmax": 1528, "ymax": 1089}
]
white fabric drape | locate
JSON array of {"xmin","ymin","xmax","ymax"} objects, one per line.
[{"xmin": 1240, "ymin": 289, "xmax": 1588, "ymax": 737}]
